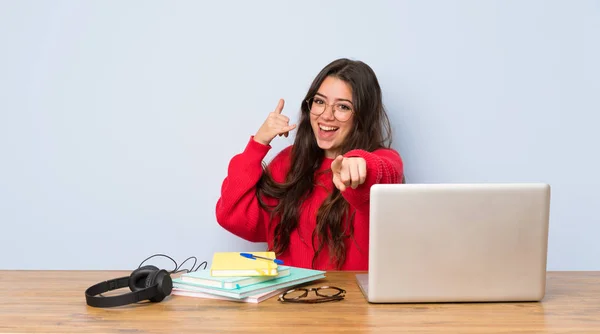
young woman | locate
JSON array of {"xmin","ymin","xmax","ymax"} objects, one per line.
[{"xmin": 216, "ymin": 58, "xmax": 404, "ymax": 270}]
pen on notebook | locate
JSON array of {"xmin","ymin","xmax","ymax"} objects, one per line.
[{"xmin": 240, "ymin": 253, "xmax": 284, "ymax": 265}]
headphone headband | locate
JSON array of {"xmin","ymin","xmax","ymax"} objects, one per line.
[{"xmin": 85, "ymin": 276, "xmax": 161, "ymax": 308}]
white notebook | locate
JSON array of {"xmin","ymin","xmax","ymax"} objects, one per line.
[{"xmin": 172, "ymin": 287, "xmax": 287, "ymax": 304}]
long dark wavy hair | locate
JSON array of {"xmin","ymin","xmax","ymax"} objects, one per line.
[{"xmin": 256, "ymin": 58, "xmax": 393, "ymax": 269}]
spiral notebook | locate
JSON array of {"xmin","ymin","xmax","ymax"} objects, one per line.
[{"xmin": 181, "ymin": 266, "xmax": 291, "ymax": 289}]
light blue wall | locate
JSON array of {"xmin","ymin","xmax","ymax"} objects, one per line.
[{"xmin": 1, "ymin": 0, "xmax": 598, "ymax": 270}]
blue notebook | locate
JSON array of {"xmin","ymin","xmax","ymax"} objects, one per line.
[
  {"xmin": 180, "ymin": 266, "xmax": 291, "ymax": 289},
  {"xmin": 172, "ymin": 266, "xmax": 325, "ymax": 299}
]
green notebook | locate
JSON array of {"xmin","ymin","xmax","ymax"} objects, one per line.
[
  {"xmin": 172, "ymin": 266, "xmax": 325, "ymax": 299},
  {"xmin": 181, "ymin": 266, "xmax": 291, "ymax": 289}
]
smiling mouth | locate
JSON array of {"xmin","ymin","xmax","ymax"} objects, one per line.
[{"xmin": 319, "ymin": 124, "xmax": 339, "ymax": 132}]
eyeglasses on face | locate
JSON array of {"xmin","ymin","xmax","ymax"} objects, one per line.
[
  {"xmin": 278, "ymin": 286, "xmax": 346, "ymax": 303},
  {"xmin": 306, "ymin": 97, "xmax": 354, "ymax": 122}
]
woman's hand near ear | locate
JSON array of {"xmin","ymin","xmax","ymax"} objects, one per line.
[{"xmin": 253, "ymin": 99, "xmax": 297, "ymax": 146}]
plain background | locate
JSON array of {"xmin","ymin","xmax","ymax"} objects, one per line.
[{"xmin": 1, "ymin": 0, "xmax": 598, "ymax": 270}]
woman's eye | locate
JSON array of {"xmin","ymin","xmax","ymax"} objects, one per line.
[
  {"xmin": 338, "ymin": 104, "xmax": 351, "ymax": 111},
  {"xmin": 314, "ymin": 98, "xmax": 325, "ymax": 104}
]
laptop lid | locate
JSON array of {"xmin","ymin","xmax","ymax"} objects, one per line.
[{"xmin": 362, "ymin": 183, "xmax": 551, "ymax": 303}]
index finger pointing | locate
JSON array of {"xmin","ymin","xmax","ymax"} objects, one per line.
[{"xmin": 331, "ymin": 155, "xmax": 344, "ymax": 173}]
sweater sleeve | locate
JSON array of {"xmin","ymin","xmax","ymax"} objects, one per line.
[
  {"xmin": 340, "ymin": 148, "xmax": 404, "ymax": 211},
  {"xmin": 215, "ymin": 136, "xmax": 288, "ymax": 242}
]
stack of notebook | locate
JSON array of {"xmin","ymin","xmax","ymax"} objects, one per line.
[{"xmin": 171, "ymin": 251, "xmax": 325, "ymax": 303}]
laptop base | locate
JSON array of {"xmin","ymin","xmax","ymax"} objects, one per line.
[{"xmin": 356, "ymin": 274, "xmax": 369, "ymax": 300}]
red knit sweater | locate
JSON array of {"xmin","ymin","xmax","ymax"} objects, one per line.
[{"xmin": 215, "ymin": 136, "xmax": 404, "ymax": 271}]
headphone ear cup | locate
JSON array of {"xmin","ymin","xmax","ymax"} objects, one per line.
[
  {"xmin": 148, "ymin": 269, "xmax": 172, "ymax": 303},
  {"xmin": 129, "ymin": 265, "xmax": 159, "ymax": 292},
  {"xmin": 145, "ymin": 269, "xmax": 160, "ymax": 288}
]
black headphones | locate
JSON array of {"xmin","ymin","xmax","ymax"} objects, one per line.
[{"xmin": 85, "ymin": 265, "xmax": 173, "ymax": 308}]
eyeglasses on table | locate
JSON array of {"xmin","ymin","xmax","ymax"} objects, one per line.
[{"xmin": 278, "ymin": 286, "xmax": 346, "ymax": 303}]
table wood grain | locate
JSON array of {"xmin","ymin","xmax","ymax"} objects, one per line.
[{"xmin": 1, "ymin": 270, "xmax": 599, "ymax": 333}]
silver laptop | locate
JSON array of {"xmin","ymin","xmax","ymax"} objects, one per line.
[{"xmin": 357, "ymin": 183, "xmax": 551, "ymax": 303}]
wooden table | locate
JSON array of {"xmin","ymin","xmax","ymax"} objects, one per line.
[{"xmin": 1, "ymin": 271, "xmax": 599, "ymax": 333}]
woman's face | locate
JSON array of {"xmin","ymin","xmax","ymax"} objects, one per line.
[{"xmin": 309, "ymin": 76, "xmax": 355, "ymax": 159}]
